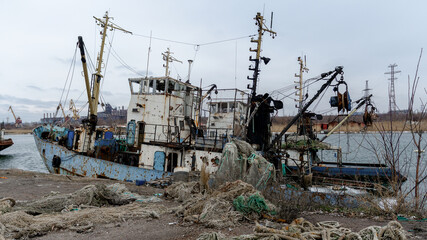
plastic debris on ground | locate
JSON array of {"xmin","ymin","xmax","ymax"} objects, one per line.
[{"xmin": 147, "ymin": 176, "xmax": 172, "ymax": 188}]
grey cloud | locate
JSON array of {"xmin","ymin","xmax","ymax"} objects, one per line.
[
  {"xmin": 53, "ymin": 57, "xmax": 74, "ymax": 65},
  {"xmin": 26, "ymin": 85, "xmax": 43, "ymax": 91},
  {"xmin": 0, "ymin": 94, "xmax": 58, "ymax": 109}
]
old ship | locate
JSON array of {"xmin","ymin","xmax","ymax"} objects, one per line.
[{"xmin": 33, "ymin": 11, "xmax": 406, "ymax": 191}]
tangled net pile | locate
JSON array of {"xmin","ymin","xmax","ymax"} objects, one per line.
[
  {"xmin": 215, "ymin": 139, "xmax": 276, "ymax": 190},
  {"xmin": 197, "ymin": 218, "xmax": 407, "ymax": 240},
  {"xmin": 166, "ymin": 180, "xmax": 277, "ymax": 228},
  {"xmin": 0, "ymin": 183, "xmax": 165, "ymax": 239}
]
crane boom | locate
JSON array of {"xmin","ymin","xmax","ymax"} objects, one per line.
[
  {"xmin": 57, "ymin": 104, "xmax": 67, "ymax": 120},
  {"xmin": 269, "ymin": 66, "xmax": 343, "ymax": 149},
  {"xmin": 8, "ymin": 106, "xmax": 16, "ymax": 121},
  {"xmin": 8, "ymin": 106, "xmax": 22, "ymax": 127}
]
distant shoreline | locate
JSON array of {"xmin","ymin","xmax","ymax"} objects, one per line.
[
  {"xmin": 4, "ymin": 129, "xmax": 33, "ymax": 135},
  {"xmin": 4, "ymin": 119, "xmax": 425, "ymax": 136}
]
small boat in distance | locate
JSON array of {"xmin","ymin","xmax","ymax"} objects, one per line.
[{"xmin": 0, "ymin": 128, "xmax": 13, "ymax": 152}]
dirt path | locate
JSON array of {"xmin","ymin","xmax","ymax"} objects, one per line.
[{"xmin": 0, "ymin": 169, "xmax": 425, "ymax": 240}]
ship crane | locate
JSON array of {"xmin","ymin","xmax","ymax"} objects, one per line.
[
  {"xmin": 269, "ymin": 66, "xmax": 344, "ymax": 149},
  {"xmin": 69, "ymin": 99, "xmax": 80, "ymax": 120},
  {"xmin": 56, "ymin": 103, "xmax": 69, "ymax": 121},
  {"xmin": 8, "ymin": 106, "xmax": 22, "ymax": 128}
]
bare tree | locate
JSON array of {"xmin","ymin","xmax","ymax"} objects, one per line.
[
  {"xmin": 406, "ymin": 48, "xmax": 427, "ymax": 211},
  {"xmin": 361, "ymin": 49, "xmax": 426, "ymax": 215}
]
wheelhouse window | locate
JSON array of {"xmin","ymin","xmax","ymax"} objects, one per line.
[
  {"xmin": 229, "ymin": 102, "xmax": 235, "ymax": 113},
  {"xmin": 129, "ymin": 78, "xmax": 196, "ymax": 97},
  {"xmin": 220, "ymin": 102, "xmax": 228, "ymax": 113},
  {"xmin": 156, "ymin": 80, "xmax": 166, "ymax": 93},
  {"xmin": 210, "ymin": 104, "xmax": 217, "ymax": 114}
]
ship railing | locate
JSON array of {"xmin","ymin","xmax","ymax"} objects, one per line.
[
  {"xmin": 142, "ymin": 123, "xmax": 182, "ymax": 144},
  {"xmin": 195, "ymin": 127, "xmax": 234, "ymax": 149},
  {"xmin": 142, "ymin": 123, "xmax": 236, "ymax": 149}
]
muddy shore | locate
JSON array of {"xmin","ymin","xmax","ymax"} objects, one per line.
[{"xmin": 0, "ymin": 169, "xmax": 425, "ymax": 239}]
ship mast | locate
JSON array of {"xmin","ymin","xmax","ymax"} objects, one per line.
[
  {"xmin": 295, "ymin": 56, "xmax": 309, "ymax": 111},
  {"xmin": 76, "ymin": 11, "xmax": 131, "ymax": 152},
  {"xmin": 87, "ymin": 11, "xmax": 131, "ymax": 125},
  {"xmin": 245, "ymin": 12, "xmax": 277, "ymax": 151},
  {"xmin": 247, "ymin": 12, "xmax": 276, "ymax": 99},
  {"xmin": 295, "ymin": 56, "xmax": 309, "ymax": 134},
  {"xmin": 162, "ymin": 48, "xmax": 182, "ymax": 77}
]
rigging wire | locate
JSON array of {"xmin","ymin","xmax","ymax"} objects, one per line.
[
  {"xmin": 132, "ymin": 33, "xmax": 255, "ymax": 47},
  {"xmin": 75, "ymin": 89, "xmax": 86, "ymax": 105},
  {"xmin": 63, "ymin": 50, "xmax": 77, "ymax": 109},
  {"xmin": 133, "ymin": 33, "xmax": 194, "ymax": 46},
  {"xmin": 56, "ymin": 45, "xmax": 78, "ymax": 117},
  {"xmin": 171, "ymin": 59, "xmax": 182, "ymax": 80},
  {"xmin": 83, "ymin": 44, "xmax": 96, "ymax": 73},
  {"xmin": 96, "ymin": 30, "xmax": 117, "ymax": 109},
  {"xmin": 197, "ymin": 35, "xmax": 256, "ymax": 46},
  {"xmin": 317, "ymin": 108, "xmax": 337, "ymax": 115},
  {"xmin": 186, "ymin": 45, "xmax": 200, "ymax": 81},
  {"xmin": 311, "ymin": 85, "xmax": 330, "ymax": 112},
  {"xmin": 272, "ymin": 76, "xmax": 324, "ymax": 102},
  {"xmin": 269, "ymin": 75, "xmax": 324, "ymax": 98},
  {"xmin": 103, "ymin": 30, "xmax": 116, "ymax": 90},
  {"xmin": 109, "ymin": 46, "xmax": 144, "ymax": 76}
]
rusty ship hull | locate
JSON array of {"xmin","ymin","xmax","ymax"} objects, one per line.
[{"xmin": 33, "ymin": 126, "xmax": 169, "ymax": 181}]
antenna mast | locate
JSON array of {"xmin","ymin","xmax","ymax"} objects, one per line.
[
  {"xmin": 162, "ymin": 48, "xmax": 182, "ymax": 77},
  {"xmin": 145, "ymin": 31, "xmax": 152, "ymax": 78},
  {"xmin": 362, "ymin": 80, "xmax": 371, "ymax": 99},
  {"xmin": 295, "ymin": 56, "xmax": 309, "ymax": 111},
  {"xmin": 384, "ymin": 64, "xmax": 401, "ymax": 113}
]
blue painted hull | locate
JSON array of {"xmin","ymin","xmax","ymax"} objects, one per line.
[
  {"xmin": 33, "ymin": 127, "xmax": 170, "ymax": 182},
  {"xmin": 286, "ymin": 165, "xmax": 407, "ymax": 184}
]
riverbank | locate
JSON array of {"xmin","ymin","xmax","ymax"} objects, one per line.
[
  {"xmin": 4, "ymin": 118, "xmax": 425, "ymax": 136},
  {"xmin": 272, "ymin": 120, "xmax": 427, "ymax": 133},
  {"xmin": 0, "ymin": 169, "xmax": 425, "ymax": 239},
  {"xmin": 4, "ymin": 128, "xmax": 33, "ymax": 135}
]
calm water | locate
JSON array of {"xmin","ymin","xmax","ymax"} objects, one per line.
[
  {"xmin": 320, "ymin": 132, "xmax": 425, "ymax": 180},
  {"xmin": 0, "ymin": 134, "xmax": 48, "ymax": 173},
  {"xmin": 320, "ymin": 132, "xmax": 426, "ymax": 195},
  {"xmin": 0, "ymin": 132, "xmax": 425, "ymax": 194}
]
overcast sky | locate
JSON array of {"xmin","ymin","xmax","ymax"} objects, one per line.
[{"xmin": 0, "ymin": 0, "xmax": 426, "ymax": 122}]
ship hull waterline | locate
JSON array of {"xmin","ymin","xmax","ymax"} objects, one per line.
[{"xmin": 33, "ymin": 130, "xmax": 170, "ymax": 182}]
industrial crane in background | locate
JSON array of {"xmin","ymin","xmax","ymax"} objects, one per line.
[
  {"xmin": 69, "ymin": 99, "xmax": 80, "ymax": 120},
  {"xmin": 56, "ymin": 103, "xmax": 69, "ymax": 122},
  {"xmin": 8, "ymin": 106, "xmax": 22, "ymax": 128}
]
